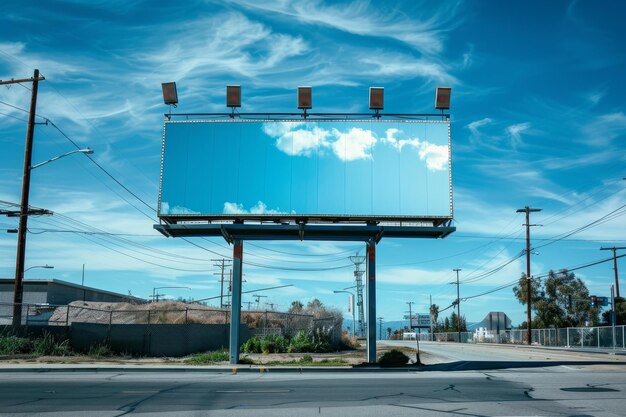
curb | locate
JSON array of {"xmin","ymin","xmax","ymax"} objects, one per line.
[{"xmin": 0, "ymin": 365, "xmax": 424, "ymax": 374}]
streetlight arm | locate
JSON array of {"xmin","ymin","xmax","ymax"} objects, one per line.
[
  {"xmin": 24, "ymin": 264, "xmax": 54, "ymax": 272},
  {"xmin": 30, "ymin": 148, "xmax": 93, "ymax": 170}
]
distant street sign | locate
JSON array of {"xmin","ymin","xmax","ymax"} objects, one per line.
[{"xmin": 404, "ymin": 314, "xmax": 430, "ymax": 328}]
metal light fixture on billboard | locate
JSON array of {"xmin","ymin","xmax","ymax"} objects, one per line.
[
  {"xmin": 369, "ymin": 87, "xmax": 384, "ymax": 118},
  {"xmin": 435, "ymin": 87, "xmax": 451, "ymax": 110},
  {"xmin": 297, "ymin": 86, "xmax": 312, "ymax": 118},
  {"xmin": 226, "ymin": 85, "xmax": 241, "ymax": 108},
  {"xmin": 161, "ymin": 82, "xmax": 178, "ymax": 106}
]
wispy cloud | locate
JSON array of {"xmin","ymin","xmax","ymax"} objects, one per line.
[
  {"xmin": 581, "ymin": 112, "xmax": 626, "ymax": 147},
  {"xmin": 505, "ymin": 122, "xmax": 531, "ymax": 149},
  {"xmin": 228, "ymin": 0, "xmax": 459, "ymax": 55}
]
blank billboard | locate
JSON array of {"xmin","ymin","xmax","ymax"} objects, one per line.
[{"xmin": 158, "ymin": 119, "xmax": 452, "ymax": 222}]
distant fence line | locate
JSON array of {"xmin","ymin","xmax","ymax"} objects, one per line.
[{"xmin": 400, "ymin": 326, "xmax": 626, "ymax": 350}]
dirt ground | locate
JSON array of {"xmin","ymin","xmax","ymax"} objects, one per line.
[{"xmin": 0, "ymin": 345, "xmax": 432, "ymax": 366}]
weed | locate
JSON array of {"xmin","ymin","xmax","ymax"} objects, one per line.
[
  {"xmin": 0, "ymin": 335, "xmax": 32, "ymax": 355},
  {"xmin": 184, "ymin": 350, "xmax": 229, "ymax": 364}
]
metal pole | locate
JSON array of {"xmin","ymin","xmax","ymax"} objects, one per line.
[
  {"xmin": 429, "ymin": 294, "xmax": 433, "ymax": 340},
  {"xmin": 12, "ymin": 69, "xmax": 42, "ymax": 327},
  {"xmin": 366, "ymin": 240, "xmax": 377, "ymax": 363},
  {"xmin": 406, "ymin": 301, "xmax": 414, "ymax": 336},
  {"xmin": 351, "ymin": 294, "xmax": 356, "ymax": 338},
  {"xmin": 81, "ymin": 264, "xmax": 86, "ymax": 302},
  {"xmin": 453, "ymin": 268, "xmax": 461, "ymax": 343},
  {"xmin": 612, "ymin": 285, "xmax": 616, "ymax": 349},
  {"xmin": 229, "ymin": 239, "xmax": 243, "ymax": 364}
]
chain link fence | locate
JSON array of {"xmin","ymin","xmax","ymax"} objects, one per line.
[
  {"xmin": 1, "ymin": 302, "xmax": 339, "ymax": 339},
  {"xmin": 413, "ymin": 325, "xmax": 626, "ymax": 350}
]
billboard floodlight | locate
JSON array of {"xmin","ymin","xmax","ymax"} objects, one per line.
[
  {"xmin": 226, "ymin": 85, "xmax": 241, "ymax": 108},
  {"xmin": 435, "ymin": 87, "xmax": 451, "ymax": 110},
  {"xmin": 369, "ymin": 87, "xmax": 384, "ymax": 110},
  {"xmin": 161, "ymin": 82, "xmax": 178, "ymax": 106},
  {"xmin": 297, "ymin": 86, "xmax": 312, "ymax": 109}
]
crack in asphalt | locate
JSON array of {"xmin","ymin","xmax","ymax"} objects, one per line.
[{"xmin": 113, "ymin": 382, "xmax": 194, "ymax": 416}]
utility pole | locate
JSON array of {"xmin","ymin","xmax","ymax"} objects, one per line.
[
  {"xmin": 349, "ymin": 253, "xmax": 366, "ymax": 336},
  {"xmin": 212, "ymin": 258, "xmax": 232, "ymax": 308},
  {"xmin": 81, "ymin": 263, "xmax": 86, "ymax": 302},
  {"xmin": 266, "ymin": 302, "xmax": 276, "ymax": 311},
  {"xmin": 600, "ymin": 247, "xmax": 625, "ymax": 298},
  {"xmin": 406, "ymin": 301, "xmax": 415, "ymax": 333},
  {"xmin": 1, "ymin": 70, "xmax": 46, "ymax": 326},
  {"xmin": 452, "ymin": 268, "xmax": 462, "ymax": 343},
  {"xmin": 253, "ymin": 294, "xmax": 267, "ymax": 310},
  {"xmin": 429, "ymin": 294, "xmax": 433, "ymax": 338},
  {"xmin": 517, "ymin": 206, "xmax": 542, "ymax": 345},
  {"xmin": 244, "ymin": 300, "xmax": 253, "ymax": 310},
  {"xmin": 377, "ymin": 317, "xmax": 384, "ymax": 340}
]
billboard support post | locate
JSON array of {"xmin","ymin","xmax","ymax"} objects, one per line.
[
  {"xmin": 366, "ymin": 239, "xmax": 377, "ymax": 363},
  {"xmin": 229, "ymin": 239, "xmax": 243, "ymax": 364}
]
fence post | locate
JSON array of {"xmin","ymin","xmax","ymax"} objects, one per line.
[
  {"xmin": 66, "ymin": 305, "xmax": 71, "ymax": 326},
  {"xmin": 185, "ymin": 308, "xmax": 188, "ymax": 324},
  {"xmin": 108, "ymin": 309, "xmax": 113, "ymax": 343},
  {"xmin": 598, "ymin": 327, "xmax": 600, "ymax": 349},
  {"xmin": 567, "ymin": 328, "xmax": 570, "ymax": 347},
  {"xmin": 580, "ymin": 328, "xmax": 584, "ymax": 348},
  {"xmin": 25, "ymin": 304, "xmax": 29, "ymax": 327},
  {"xmin": 147, "ymin": 310, "xmax": 151, "ymax": 325}
]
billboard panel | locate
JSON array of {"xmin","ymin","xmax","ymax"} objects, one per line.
[{"xmin": 158, "ymin": 119, "xmax": 452, "ymax": 222}]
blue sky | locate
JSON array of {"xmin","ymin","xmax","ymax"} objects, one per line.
[{"xmin": 0, "ymin": 0, "xmax": 625, "ymax": 327}]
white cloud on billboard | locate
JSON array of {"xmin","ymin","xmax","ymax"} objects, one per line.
[
  {"xmin": 223, "ymin": 201, "xmax": 291, "ymax": 215},
  {"xmin": 159, "ymin": 202, "xmax": 200, "ymax": 215},
  {"xmin": 263, "ymin": 122, "xmax": 447, "ymax": 169},
  {"xmin": 382, "ymin": 128, "xmax": 448, "ymax": 171},
  {"xmin": 330, "ymin": 127, "xmax": 377, "ymax": 161}
]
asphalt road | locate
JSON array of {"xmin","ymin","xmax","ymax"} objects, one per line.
[
  {"xmin": 382, "ymin": 340, "xmax": 626, "ymax": 368},
  {"xmin": 2, "ymin": 343, "xmax": 626, "ymax": 416},
  {"xmin": 2, "ymin": 364, "xmax": 626, "ymax": 416}
]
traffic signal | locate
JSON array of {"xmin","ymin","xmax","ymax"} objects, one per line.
[{"xmin": 590, "ymin": 296, "xmax": 598, "ymax": 307}]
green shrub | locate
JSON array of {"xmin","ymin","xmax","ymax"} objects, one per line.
[
  {"xmin": 241, "ymin": 336, "xmax": 262, "ymax": 353},
  {"xmin": 260, "ymin": 334, "xmax": 288, "ymax": 354},
  {"xmin": 378, "ymin": 349, "xmax": 409, "ymax": 367},
  {"xmin": 32, "ymin": 332, "xmax": 71, "ymax": 356},
  {"xmin": 288, "ymin": 330, "xmax": 314, "ymax": 353},
  {"xmin": 300, "ymin": 354, "xmax": 313, "ymax": 364},
  {"xmin": 87, "ymin": 343, "xmax": 114, "ymax": 357},
  {"xmin": 185, "ymin": 350, "xmax": 229, "ymax": 364},
  {"xmin": 0, "ymin": 335, "xmax": 32, "ymax": 355}
]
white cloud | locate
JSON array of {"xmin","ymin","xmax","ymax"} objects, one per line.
[
  {"xmin": 159, "ymin": 202, "xmax": 199, "ymax": 215},
  {"xmin": 266, "ymin": 123, "xmax": 331, "ymax": 156},
  {"xmin": 330, "ymin": 127, "xmax": 377, "ymax": 161},
  {"xmin": 383, "ymin": 128, "xmax": 448, "ymax": 171},
  {"xmin": 506, "ymin": 122, "xmax": 531, "ymax": 149},
  {"xmin": 467, "ymin": 118, "xmax": 493, "ymax": 137},
  {"xmin": 223, "ymin": 201, "xmax": 290, "ymax": 215},
  {"xmin": 228, "ymin": 0, "xmax": 458, "ymax": 55},
  {"xmin": 581, "ymin": 112, "xmax": 626, "ymax": 147}
]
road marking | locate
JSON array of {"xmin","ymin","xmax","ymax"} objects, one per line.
[
  {"xmin": 215, "ymin": 390, "xmax": 290, "ymax": 393},
  {"xmin": 121, "ymin": 390, "xmax": 159, "ymax": 394}
]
